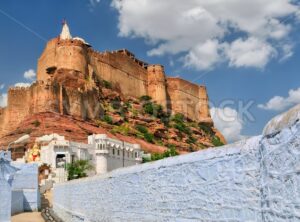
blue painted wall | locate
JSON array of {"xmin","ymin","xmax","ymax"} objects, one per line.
[{"xmin": 53, "ymin": 120, "xmax": 300, "ymax": 221}]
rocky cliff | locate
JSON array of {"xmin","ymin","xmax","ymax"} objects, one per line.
[{"xmin": 0, "ymin": 81, "xmax": 225, "ymax": 159}]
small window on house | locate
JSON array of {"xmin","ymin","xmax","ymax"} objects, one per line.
[
  {"xmin": 112, "ymin": 149, "xmax": 115, "ymax": 155},
  {"xmin": 117, "ymin": 150, "xmax": 120, "ymax": 156},
  {"xmin": 135, "ymin": 152, "xmax": 138, "ymax": 158}
]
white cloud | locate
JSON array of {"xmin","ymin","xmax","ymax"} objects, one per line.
[
  {"xmin": 89, "ymin": 0, "xmax": 100, "ymax": 6},
  {"xmin": 0, "ymin": 93, "xmax": 7, "ymax": 107},
  {"xmin": 0, "ymin": 84, "xmax": 4, "ymax": 90},
  {"xmin": 112, "ymin": 0, "xmax": 299, "ymax": 70},
  {"xmin": 258, "ymin": 87, "xmax": 300, "ymax": 111},
  {"xmin": 24, "ymin": 69, "xmax": 36, "ymax": 81},
  {"xmin": 14, "ymin": 83, "xmax": 31, "ymax": 88},
  {"xmin": 210, "ymin": 107, "xmax": 245, "ymax": 142},
  {"xmin": 225, "ymin": 37, "xmax": 276, "ymax": 68},
  {"xmin": 183, "ymin": 39, "xmax": 221, "ymax": 70}
]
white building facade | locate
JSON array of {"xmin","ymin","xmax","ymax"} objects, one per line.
[
  {"xmin": 38, "ymin": 134, "xmax": 143, "ymax": 180},
  {"xmin": 88, "ymin": 134, "xmax": 143, "ymax": 174}
]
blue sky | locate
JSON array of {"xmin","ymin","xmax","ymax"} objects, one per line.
[{"xmin": 0, "ymin": 0, "xmax": 300, "ymax": 142}]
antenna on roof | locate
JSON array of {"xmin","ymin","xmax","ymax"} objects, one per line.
[{"xmin": 62, "ymin": 19, "xmax": 67, "ymax": 26}]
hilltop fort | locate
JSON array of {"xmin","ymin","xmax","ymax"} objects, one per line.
[{"xmin": 0, "ymin": 22, "xmax": 224, "ymax": 156}]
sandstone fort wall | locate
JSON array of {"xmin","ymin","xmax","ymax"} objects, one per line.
[
  {"xmin": 37, "ymin": 38, "xmax": 57, "ymax": 82},
  {"xmin": 167, "ymin": 77, "xmax": 211, "ymax": 122},
  {"xmin": 5, "ymin": 87, "xmax": 32, "ymax": 133},
  {"xmin": 88, "ymin": 49, "xmax": 148, "ymax": 98},
  {"xmin": 147, "ymin": 65, "xmax": 168, "ymax": 110},
  {"xmin": 0, "ymin": 83, "xmax": 60, "ymax": 135}
]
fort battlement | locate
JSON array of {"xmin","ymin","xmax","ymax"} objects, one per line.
[
  {"xmin": 88, "ymin": 48, "xmax": 149, "ymax": 69},
  {"xmin": 8, "ymin": 86, "xmax": 31, "ymax": 92},
  {"xmin": 56, "ymin": 39, "xmax": 89, "ymax": 48}
]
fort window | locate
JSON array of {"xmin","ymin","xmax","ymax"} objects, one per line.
[{"xmin": 46, "ymin": 66, "xmax": 57, "ymax": 74}]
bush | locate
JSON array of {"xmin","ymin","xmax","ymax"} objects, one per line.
[
  {"xmin": 172, "ymin": 113, "xmax": 191, "ymax": 135},
  {"xmin": 149, "ymin": 146, "xmax": 179, "ymax": 161},
  {"xmin": 139, "ymin": 95, "xmax": 152, "ymax": 102},
  {"xmin": 135, "ymin": 125, "xmax": 154, "ymax": 143},
  {"xmin": 187, "ymin": 136, "xmax": 197, "ymax": 144},
  {"xmin": 67, "ymin": 160, "xmax": 93, "ymax": 181},
  {"xmin": 174, "ymin": 122, "xmax": 191, "ymax": 135},
  {"xmin": 111, "ymin": 124, "xmax": 131, "ymax": 136},
  {"xmin": 143, "ymin": 102, "xmax": 165, "ymax": 118},
  {"xmin": 124, "ymin": 101, "xmax": 132, "ymax": 109},
  {"xmin": 144, "ymin": 132, "xmax": 154, "ymax": 143},
  {"xmin": 142, "ymin": 156, "xmax": 152, "ymax": 163},
  {"xmin": 165, "ymin": 145, "xmax": 178, "ymax": 157},
  {"xmin": 172, "ymin": 113, "xmax": 185, "ymax": 123},
  {"xmin": 143, "ymin": 102, "xmax": 155, "ymax": 115},
  {"xmin": 135, "ymin": 125, "xmax": 148, "ymax": 134},
  {"xmin": 103, "ymin": 115, "xmax": 113, "ymax": 124},
  {"xmin": 111, "ymin": 98, "xmax": 121, "ymax": 110},
  {"xmin": 212, "ymin": 136, "xmax": 224, "ymax": 147},
  {"xmin": 199, "ymin": 124, "xmax": 214, "ymax": 135},
  {"xmin": 103, "ymin": 80, "xmax": 112, "ymax": 89}
]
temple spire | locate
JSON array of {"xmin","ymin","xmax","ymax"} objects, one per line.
[{"xmin": 60, "ymin": 20, "xmax": 72, "ymax": 40}]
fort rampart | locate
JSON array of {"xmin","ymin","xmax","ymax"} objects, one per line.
[{"xmin": 0, "ymin": 36, "xmax": 212, "ymax": 136}]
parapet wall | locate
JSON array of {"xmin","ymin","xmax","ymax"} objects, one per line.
[
  {"xmin": 0, "ymin": 83, "xmax": 59, "ymax": 136},
  {"xmin": 166, "ymin": 77, "xmax": 210, "ymax": 122},
  {"xmin": 53, "ymin": 118, "xmax": 300, "ymax": 221},
  {"xmin": 88, "ymin": 49, "xmax": 148, "ymax": 98},
  {"xmin": 4, "ymin": 87, "xmax": 32, "ymax": 133}
]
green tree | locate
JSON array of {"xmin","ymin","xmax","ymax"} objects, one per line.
[{"xmin": 66, "ymin": 160, "xmax": 93, "ymax": 181}]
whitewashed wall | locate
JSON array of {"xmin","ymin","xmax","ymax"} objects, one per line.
[
  {"xmin": 0, "ymin": 180, "xmax": 11, "ymax": 222},
  {"xmin": 11, "ymin": 163, "xmax": 40, "ymax": 212},
  {"xmin": 53, "ymin": 119, "xmax": 300, "ymax": 222}
]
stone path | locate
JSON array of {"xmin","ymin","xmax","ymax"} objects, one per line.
[
  {"xmin": 12, "ymin": 212, "xmax": 44, "ymax": 222},
  {"xmin": 11, "ymin": 190, "xmax": 54, "ymax": 222}
]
